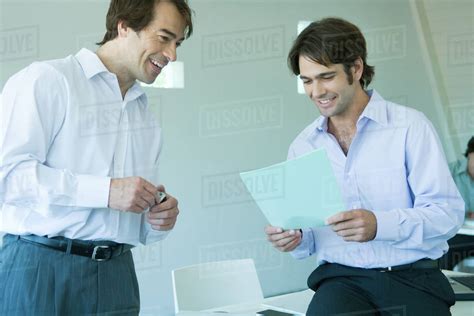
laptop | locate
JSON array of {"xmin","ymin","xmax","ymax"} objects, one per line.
[{"xmin": 447, "ymin": 275, "xmax": 474, "ymax": 301}]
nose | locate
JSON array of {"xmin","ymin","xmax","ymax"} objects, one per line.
[
  {"xmin": 163, "ymin": 44, "xmax": 177, "ymax": 62},
  {"xmin": 307, "ymin": 81, "xmax": 326, "ymax": 100}
]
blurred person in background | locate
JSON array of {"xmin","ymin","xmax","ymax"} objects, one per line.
[{"xmin": 440, "ymin": 136, "xmax": 474, "ymax": 271}]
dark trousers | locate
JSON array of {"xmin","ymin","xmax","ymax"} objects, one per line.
[
  {"xmin": 439, "ymin": 234, "xmax": 474, "ymax": 270},
  {"xmin": 306, "ymin": 263, "xmax": 455, "ymax": 316},
  {"xmin": 0, "ymin": 234, "xmax": 140, "ymax": 316}
]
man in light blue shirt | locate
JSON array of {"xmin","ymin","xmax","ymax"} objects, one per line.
[{"xmin": 265, "ymin": 17, "xmax": 464, "ymax": 315}]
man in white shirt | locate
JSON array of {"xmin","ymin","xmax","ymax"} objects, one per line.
[{"xmin": 0, "ymin": 0, "xmax": 193, "ymax": 314}]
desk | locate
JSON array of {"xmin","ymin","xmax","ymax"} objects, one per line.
[
  {"xmin": 201, "ymin": 300, "xmax": 304, "ymax": 315},
  {"xmin": 177, "ymin": 271, "xmax": 473, "ymax": 316},
  {"xmin": 458, "ymin": 225, "xmax": 474, "ymax": 236},
  {"xmin": 440, "ymin": 225, "xmax": 474, "ymax": 270},
  {"xmin": 444, "ymin": 270, "xmax": 474, "ymax": 316}
]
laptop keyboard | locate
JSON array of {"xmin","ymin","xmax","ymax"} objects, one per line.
[{"xmin": 451, "ymin": 276, "xmax": 474, "ymax": 290}]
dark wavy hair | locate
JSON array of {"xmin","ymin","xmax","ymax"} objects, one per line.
[
  {"xmin": 465, "ymin": 136, "xmax": 474, "ymax": 157},
  {"xmin": 97, "ymin": 0, "xmax": 193, "ymax": 46},
  {"xmin": 288, "ymin": 17, "xmax": 374, "ymax": 88}
]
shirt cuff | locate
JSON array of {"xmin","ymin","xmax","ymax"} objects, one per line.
[
  {"xmin": 290, "ymin": 228, "xmax": 314, "ymax": 259},
  {"xmin": 76, "ymin": 175, "xmax": 111, "ymax": 208},
  {"xmin": 373, "ymin": 210, "xmax": 400, "ymax": 241},
  {"xmin": 140, "ymin": 223, "xmax": 170, "ymax": 245}
]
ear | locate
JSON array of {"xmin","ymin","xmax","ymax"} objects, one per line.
[
  {"xmin": 117, "ymin": 20, "xmax": 130, "ymax": 38},
  {"xmin": 352, "ymin": 57, "xmax": 364, "ymax": 82}
]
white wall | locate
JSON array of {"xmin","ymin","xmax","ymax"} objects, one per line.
[
  {"xmin": 416, "ymin": 0, "xmax": 473, "ymax": 159},
  {"xmin": 0, "ymin": 0, "xmax": 472, "ymax": 315}
]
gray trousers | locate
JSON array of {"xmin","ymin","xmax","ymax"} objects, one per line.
[{"xmin": 0, "ymin": 234, "xmax": 140, "ymax": 316}]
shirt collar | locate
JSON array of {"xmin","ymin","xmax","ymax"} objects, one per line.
[
  {"xmin": 453, "ymin": 158, "xmax": 468, "ymax": 176},
  {"xmin": 75, "ymin": 48, "xmax": 146, "ymax": 103},
  {"xmin": 309, "ymin": 89, "xmax": 388, "ymax": 140},
  {"xmin": 314, "ymin": 115, "xmax": 328, "ymax": 133},
  {"xmin": 358, "ymin": 89, "xmax": 388, "ymax": 127},
  {"xmin": 75, "ymin": 48, "xmax": 110, "ymax": 79}
]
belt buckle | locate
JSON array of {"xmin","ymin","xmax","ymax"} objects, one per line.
[{"xmin": 92, "ymin": 245, "xmax": 111, "ymax": 261}]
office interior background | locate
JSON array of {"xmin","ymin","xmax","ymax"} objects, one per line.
[{"xmin": 0, "ymin": 0, "xmax": 472, "ymax": 314}]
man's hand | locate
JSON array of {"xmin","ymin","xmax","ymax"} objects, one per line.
[
  {"xmin": 108, "ymin": 177, "xmax": 158, "ymax": 213},
  {"xmin": 146, "ymin": 186, "xmax": 179, "ymax": 231},
  {"xmin": 265, "ymin": 225, "xmax": 302, "ymax": 252},
  {"xmin": 326, "ymin": 209, "xmax": 377, "ymax": 242}
]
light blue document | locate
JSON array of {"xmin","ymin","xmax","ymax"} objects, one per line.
[{"xmin": 239, "ymin": 148, "xmax": 345, "ymax": 229}]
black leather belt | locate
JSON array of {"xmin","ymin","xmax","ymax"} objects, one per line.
[
  {"xmin": 19, "ymin": 235, "xmax": 133, "ymax": 262},
  {"xmin": 376, "ymin": 259, "xmax": 439, "ymax": 272}
]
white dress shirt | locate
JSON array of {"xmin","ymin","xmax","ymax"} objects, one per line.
[
  {"xmin": 0, "ymin": 48, "xmax": 167, "ymax": 245},
  {"xmin": 289, "ymin": 90, "xmax": 464, "ymax": 268}
]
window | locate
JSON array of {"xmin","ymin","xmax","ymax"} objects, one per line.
[{"xmin": 141, "ymin": 61, "xmax": 184, "ymax": 89}]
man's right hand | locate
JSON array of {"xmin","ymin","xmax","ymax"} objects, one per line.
[
  {"xmin": 265, "ymin": 225, "xmax": 302, "ymax": 252},
  {"xmin": 108, "ymin": 177, "xmax": 158, "ymax": 213}
]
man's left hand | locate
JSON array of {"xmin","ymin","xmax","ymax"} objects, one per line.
[
  {"xmin": 326, "ymin": 209, "xmax": 377, "ymax": 242},
  {"xmin": 146, "ymin": 188, "xmax": 179, "ymax": 231}
]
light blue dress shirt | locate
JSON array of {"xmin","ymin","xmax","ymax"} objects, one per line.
[
  {"xmin": 0, "ymin": 49, "xmax": 167, "ymax": 245},
  {"xmin": 289, "ymin": 90, "xmax": 465, "ymax": 268}
]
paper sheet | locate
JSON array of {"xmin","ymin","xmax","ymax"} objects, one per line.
[{"xmin": 239, "ymin": 148, "xmax": 344, "ymax": 229}]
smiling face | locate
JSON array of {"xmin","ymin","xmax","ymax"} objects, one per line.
[
  {"xmin": 119, "ymin": 1, "xmax": 186, "ymax": 85},
  {"xmin": 299, "ymin": 55, "xmax": 363, "ymax": 119}
]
